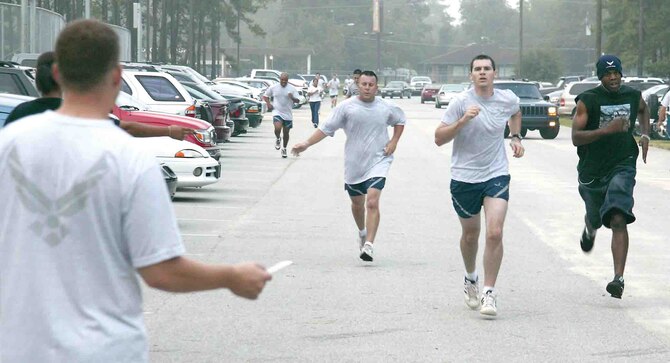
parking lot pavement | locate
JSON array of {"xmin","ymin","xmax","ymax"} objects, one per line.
[{"xmin": 144, "ymin": 98, "xmax": 670, "ymax": 362}]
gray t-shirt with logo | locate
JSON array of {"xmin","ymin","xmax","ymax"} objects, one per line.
[
  {"xmin": 441, "ymin": 88, "xmax": 520, "ymax": 183},
  {"xmin": 320, "ymin": 97, "xmax": 406, "ymax": 184}
]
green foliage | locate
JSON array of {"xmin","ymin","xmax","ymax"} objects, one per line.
[{"xmin": 519, "ymin": 49, "xmax": 563, "ymax": 82}]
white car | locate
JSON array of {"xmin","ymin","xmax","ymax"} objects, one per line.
[
  {"xmin": 137, "ymin": 137, "xmax": 221, "ymax": 188},
  {"xmin": 121, "ymin": 70, "xmax": 196, "ymax": 116}
]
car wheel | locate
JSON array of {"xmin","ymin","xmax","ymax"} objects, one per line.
[
  {"xmin": 382, "ymin": 95, "xmax": 386, "ymax": 98},
  {"xmin": 435, "ymin": 102, "xmax": 441, "ymax": 108},
  {"xmin": 421, "ymin": 99, "xmax": 425, "ymax": 104},
  {"xmin": 539, "ymin": 124, "xmax": 560, "ymax": 139},
  {"xmin": 520, "ymin": 128, "xmax": 528, "ymax": 138}
]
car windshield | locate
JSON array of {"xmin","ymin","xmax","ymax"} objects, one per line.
[
  {"xmin": 116, "ymin": 91, "xmax": 149, "ymax": 110},
  {"xmin": 441, "ymin": 84, "xmax": 467, "ymax": 92},
  {"xmin": 494, "ymin": 83, "xmax": 542, "ymax": 99},
  {"xmin": 624, "ymin": 82, "xmax": 658, "ymax": 91},
  {"xmin": 388, "ymin": 82, "xmax": 404, "ymax": 87},
  {"xmin": 568, "ymin": 82, "xmax": 599, "ymax": 95},
  {"xmin": 412, "ymin": 77, "xmax": 431, "ymax": 83}
]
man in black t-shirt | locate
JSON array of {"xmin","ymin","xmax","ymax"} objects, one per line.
[{"xmin": 572, "ymin": 55, "xmax": 650, "ymax": 299}]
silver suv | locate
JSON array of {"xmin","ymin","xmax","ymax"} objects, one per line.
[{"xmin": 558, "ymin": 81, "xmax": 599, "ymax": 116}]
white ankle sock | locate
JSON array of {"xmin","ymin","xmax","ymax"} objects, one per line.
[
  {"xmin": 359, "ymin": 228, "xmax": 367, "ymax": 237},
  {"xmin": 465, "ymin": 271, "xmax": 478, "ymax": 282},
  {"xmin": 483, "ymin": 286, "xmax": 494, "ymax": 294}
]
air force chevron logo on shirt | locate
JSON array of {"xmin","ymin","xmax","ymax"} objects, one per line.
[{"xmin": 9, "ymin": 146, "xmax": 109, "ymax": 246}]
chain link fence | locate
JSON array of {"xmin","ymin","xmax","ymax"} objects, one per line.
[{"xmin": 0, "ymin": 2, "xmax": 130, "ymax": 62}]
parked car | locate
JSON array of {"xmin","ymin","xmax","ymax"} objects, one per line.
[
  {"xmin": 113, "ymin": 92, "xmax": 221, "ymax": 160},
  {"xmin": 250, "ymin": 69, "xmax": 307, "ymax": 90},
  {"xmin": 409, "ymin": 76, "xmax": 432, "ymax": 95},
  {"xmin": 494, "ymin": 80, "xmax": 560, "ymax": 139},
  {"xmin": 0, "ymin": 93, "xmax": 35, "ymax": 127},
  {"xmin": 380, "ymin": 81, "xmax": 411, "ymax": 99},
  {"xmin": 137, "ymin": 137, "xmax": 221, "ymax": 188},
  {"xmin": 160, "ymin": 163, "xmax": 178, "ymax": 200},
  {"xmin": 546, "ymin": 89, "xmax": 563, "ymax": 106},
  {"xmin": 121, "ymin": 70, "xmax": 197, "ymax": 117},
  {"xmin": 181, "ymin": 81, "xmax": 248, "ymax": 137},
  {"xmin": 213, "ymin": 79, "xmax": 263, "ymax": 100},
  {"xmin": 435, "ymin": 83, "xmax": 468, "ymax": 108},
  {"xmin": 420, "ymin": 84, "xmax": 441, "ymax": 103},
  {"xmin": 0, "ymin": 61, "xmax": 39, "ymax": 97},
  {"xmin": 558, "ymin": 81, "xmax": 599, "ymax": 116}
]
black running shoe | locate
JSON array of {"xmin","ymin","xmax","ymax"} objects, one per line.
[
  {"xmin": 580, "ymin": 225, "xmax": 595, "ymax": 252},
  {"xmin": 606, "ymin": 276, "xmax": 624, "ymax": 299}
]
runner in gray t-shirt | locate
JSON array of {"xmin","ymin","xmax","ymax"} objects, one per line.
[
  {"xmin": 435, "ymin": 54, "xmax": 524, "ymax": 318},
  {"xmin": 345, "ymin": 69, "xmax": 361, "ymax": 99},
  {"xmin": 263, "ymin": 72, "xmax": 301, "ymax": 158},
  {"xmin": 292, "ymin": 70, "xmax": 405, "ymax": 262}
]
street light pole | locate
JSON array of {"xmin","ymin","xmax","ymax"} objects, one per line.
[
  {"xmin": 372, "ymin": 0, "xmax": 383, "ymax": 73},
  {"xmin": 376, "ymin": 31, "xmax": 381, "ymax": 73}
]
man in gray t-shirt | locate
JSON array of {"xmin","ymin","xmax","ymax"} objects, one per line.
[
  {"xmin": 292, "ymin": 70, "xmax": 405, "ymax": 262},
  {"xmin": 345, "ymin": 69, "xmax": 361, "ymax": 99},
  {"xmin": 263, "ymin": 72, "xmax": 301, "ymax": 158},
  {"xmin": 435, "ymin": 54, "xmax": 524, "ymax": 318}
]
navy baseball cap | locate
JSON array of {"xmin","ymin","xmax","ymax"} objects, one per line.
[{"xmin": 596, "ymin": 55, "xmax": 622, "ymax": 79}]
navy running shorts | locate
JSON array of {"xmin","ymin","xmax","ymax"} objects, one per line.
[
  {"xmin": 450, "ymin": 174, "xmax": 510, "ymax": 218},
  {"xmin": 345, "ymin": 177, "xmax": 386, "ymax": 197},
  {"xmin": 273, "ymin": 115, "xmax": 293, "ymax": 129}
]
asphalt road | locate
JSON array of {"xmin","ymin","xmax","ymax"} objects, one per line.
[{"xmin": 144, "ymin": 97, "xmax": 670, "ymax": 362}]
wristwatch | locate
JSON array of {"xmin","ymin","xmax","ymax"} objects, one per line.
[{"xmin": 511, "ymin": 134, "xmax": 523, "ymax": 140}]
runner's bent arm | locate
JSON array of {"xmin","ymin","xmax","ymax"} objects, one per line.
[
  {"xmin": 384, "ymin": 124, "xmax": 405, "ymax": 156},
  {"xmin": 434, "ymin": 106, "xmax": 479, "ymax": 146},
  {"xmin": 572, "ymin": 100, "xmax": 627, "ymax": 146},
  {"xmin": 638, "ymin": 97, "xmax": 650, "ymax": 163},
  {"xmin": 291, "ymin": 129, "xmax": 327, "ymax": 156}
]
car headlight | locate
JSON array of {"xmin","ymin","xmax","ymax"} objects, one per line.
[
  {"xmin": 548, "ymin": 106, "xmax": 557, "ymax": 117},
  {"xmin": 175, "ymin": 149, "xmax": 204, "ymax": 158},
  {"xmin": 194, "ymin": 130, "xmax": 212, "ymax": 144}
]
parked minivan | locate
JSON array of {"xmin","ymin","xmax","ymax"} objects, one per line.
[{"xmin": 121, "ymin": 70, "xmax": 196, "ymax": 116}]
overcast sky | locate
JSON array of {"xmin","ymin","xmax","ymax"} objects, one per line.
[{"xmin": 443, "ymin": 0, "xmax": 519, "ymax": 25}]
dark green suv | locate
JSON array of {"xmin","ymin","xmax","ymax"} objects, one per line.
[{"xmin": 494, "ymin": 80, "xmax": 560, "ymax": 139}]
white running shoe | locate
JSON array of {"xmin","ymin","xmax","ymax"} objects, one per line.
[
  {"xmin": 358, "ymin": 233, "xmax": 367, "ymax": 251},
  {"xmin": 275, "ymin": 138, "xmax": 281, "ymax": 150},
  {"xmin": 480, "ymin": 290, "xmax": 497, "ymax": 317},
  {"xmin": 281, "ymin": 148, "xmax": 287, "ymax": 158},
  {"xmin": 359, "ymin": 242, "xmax": 373, "ymax": 261},
  {"xmin": 464, "ymin": 278, "xmax": 480, "ymax": 310}
]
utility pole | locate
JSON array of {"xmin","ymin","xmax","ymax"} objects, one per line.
[
  {"xmin": 236, "ymin": 0, "xmax": 241, "ymax": 77},
  {"xmin": 518, "ymin": 0, "xmax": 523, "ymax": 79},
  {"xmin": 637, "ymin": 0, "xmax": 643, "ymax": 76},
  {"xmin": 372, "ymin": 0, "xmax": 383, "ymax": 73},
  {"xmin": 595, "ymin": 0, "xmax": 602, "ymax": 59}
]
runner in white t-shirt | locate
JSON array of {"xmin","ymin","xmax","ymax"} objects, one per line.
[
  {"xmin": 307, "ymin": 78, "xmax": 323, "ymax": 128},
  {"xmin": 327, "ymin": 74, "xmax": 341, "ymax": 108},
  {"xmin": 263, "ymin": 72, "xmax": 300, "ymax": 158},
  {"xmin": 291, "ymin": 70, "xmax": 406, "ymax": 262},
  {"xmin": 435, "ymin": 54, "xmax": 524, "ymax": 318},
  {"xmin": 0, "ymin": 19, "xmax": 271, "ymax": 363}
]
